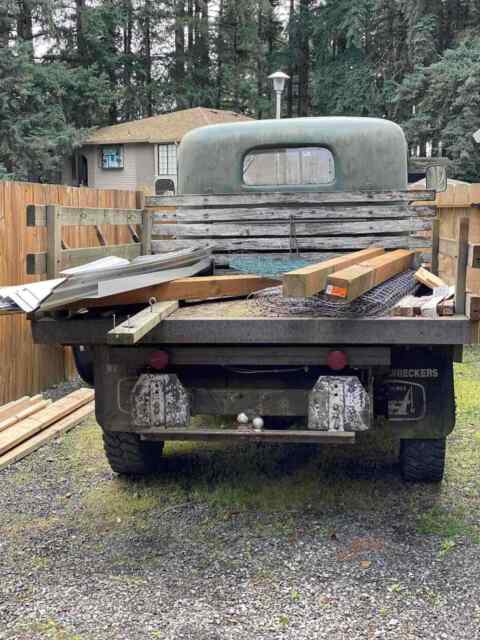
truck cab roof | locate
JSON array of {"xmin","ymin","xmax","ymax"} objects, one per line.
[{"xmin": 178, "ymin": 116, "xmax": 408, "ymax": 195}]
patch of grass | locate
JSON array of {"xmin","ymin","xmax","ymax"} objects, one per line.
[
  {"xmin": 30, "ymin": 346, "xmax": 478, "ymax": 543},
  {"xmin": 18, "ymin": 619, "xmax": 83, "ymax": 640},
  {"xmin": 61, "ymin": 418, "xmax": 106, "ymax": 474},
  {"xmin": 417, "ymin": 505, "xmax": 480, "ymax": 542}
]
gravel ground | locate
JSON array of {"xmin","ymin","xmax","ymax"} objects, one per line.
[
  {"xmin": 1, "ymin": 352, "xmax": 480, "ymax": 640},
  {"xmin": 41, "ymin": 375, "xmax": 85, "ymax": 402}
]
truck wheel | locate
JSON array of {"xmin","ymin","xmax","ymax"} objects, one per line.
[
  {"xmin": 102, "ymin": 431, "xmax": 164, "ymax": 475},
  {"xmin": 400, "ymin": 438, "xmax": 446, "ymax": 482}
]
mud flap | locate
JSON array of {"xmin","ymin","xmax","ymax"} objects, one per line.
[
  {"xmin": 376, "ymin": 348, "xmax": 455, "ymax": 439},
  {"xmin": 131, "ymin": 374, "xmax": 190, "ymax": 428},
  {"xmin": 308, "ymin": 376, "xmax": 371, "ymax": 432}
]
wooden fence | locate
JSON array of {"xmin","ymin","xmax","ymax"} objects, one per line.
[
  {"xmin": 0, "ymin": 181, "xmax": 140, "ymax": 404},
  {"xmin": 434, "ymin": 183, "xmax": 480, "ymax": 296}
]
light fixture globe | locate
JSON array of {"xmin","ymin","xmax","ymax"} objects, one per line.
[{"xmin": 268, "ymin": 70, "xmax": 290, "ymax": 94}]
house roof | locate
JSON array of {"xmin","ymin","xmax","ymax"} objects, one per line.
[{"xmin": 84, "ymin": 107, "xmax": 252, "ymax": 145}]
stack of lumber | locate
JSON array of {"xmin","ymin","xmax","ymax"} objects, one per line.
[
  {"xmin": 282, "ymin": 247, "xmax": 415, "ymax": 303},
  {"xmin": 0, "ymin": 389, "xmax": 94, "ymax": 471},
  {"xmin": 390, "ymin": 267, "xmax": 454, "ymax": 318}
]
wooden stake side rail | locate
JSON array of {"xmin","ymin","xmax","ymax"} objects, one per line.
[
  {"xmin": 154, "ymin": 218, "xmax": 432, "ymax": 237},
  {"xmin": 153, "ymin": 205, "xmax": 437, "ymax": 223},
  {"xmin": 148, "ymin": 192, "xmax": 435, "ymax": 265},
  {"xmin": 146, "ymin": 190, "xmax": 436, "ymax": 208}
]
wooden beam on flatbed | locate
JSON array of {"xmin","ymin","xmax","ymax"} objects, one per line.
[
  {"xmin": 107, "ymin": 300, "xmax": 179, "ymax": 345},
  {"xmin": 70, "ymin": 275, "xmax": 279, "ymax": 309},
  {"xmin": 283, "ymin": 247, "xmax": 384, "ymax": 298},
  {"xmin": 326, "ymin": 249, "xmax": 415, "ymax": 302},
  {"xmin": 415, "ymin": 267, "xmax": 448, "ymax": 290}
]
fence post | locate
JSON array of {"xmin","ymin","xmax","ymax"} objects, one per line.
[
  {"xmin": 456, "ymin": 217, "xmax": 469, "ymax": 315},
  {"xmin": 137, "ymin": 190, "xmax": 152, "ymax": 256},
  {"xmin": 431, "ymin": 218, "xmax": 440, "ymax": 275},
  {"xmin": 46, "ymin": 205, "xmax": 62, "ymax": 278}
]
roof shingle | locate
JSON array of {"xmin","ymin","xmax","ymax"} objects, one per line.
[{"xmin": 84, "ymin": 107, "xmax": 252, "ymax": 145}]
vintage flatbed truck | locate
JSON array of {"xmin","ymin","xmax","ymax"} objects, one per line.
[{"xmin": 29, "ymin": 116, "xmax": 480, "ymax": 482}]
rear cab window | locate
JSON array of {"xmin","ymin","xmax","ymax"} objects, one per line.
[{"xmin": 243, "ymin": 146, "xmax": 335, "ymax": 186}]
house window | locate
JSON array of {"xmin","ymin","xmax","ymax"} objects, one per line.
[
  {"xmin": 243, "ymin": 147, "xmax": 335, "ymax": 186},
  {"xmin": 158, "ymin": 144, "xmax": 177, "ymax": 175},
  {"xmin": 100, "ymin": 145, "xmax": 124, "ymax": 169}
]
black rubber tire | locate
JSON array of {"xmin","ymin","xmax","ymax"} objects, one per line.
[
  {"xmin": 102, "ymin": 431, "xmax": 164, "ymax": 475},
  {"xmin": 400, "ymin": 438, "xmax": 446, "ymax": 482}
]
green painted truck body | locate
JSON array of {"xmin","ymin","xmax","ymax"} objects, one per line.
[{"xmin": 178, "ymin": 116, "xmax": 408, "ymax": 194}]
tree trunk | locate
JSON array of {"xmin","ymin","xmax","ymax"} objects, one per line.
[
  {"xmin": 174, "ymin": 0, "xmax": 186, "ymax": 105},
  {"xmin": 297, "ymin": 0, "xmax": 310, "ymax": 116},
  {"xmin": 287, "ymin": 0, "xmax": 295, "ymax": 117}
]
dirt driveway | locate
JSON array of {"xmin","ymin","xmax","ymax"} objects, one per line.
[{"xmin": 1, "ymin": 350, "xmax": 480, "ymax": 640}]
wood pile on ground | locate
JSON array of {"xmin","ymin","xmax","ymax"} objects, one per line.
[{"xmin": 0, "ymin": 389, "xmax": 94, "ymax": 470}]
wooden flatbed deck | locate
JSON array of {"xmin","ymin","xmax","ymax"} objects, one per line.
[{"xmin": 32, "ymin": 298, "xmax": 479, "ymax": 346}]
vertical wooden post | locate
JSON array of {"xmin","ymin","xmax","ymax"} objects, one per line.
[
  {"xmin": 431, "ymin": 218, "xmax": 440, "ymax": 276},
  {"xmin": 46, "ymin": 205, "xmax": 62, "ymax": 279},
  {"xmin": 455, "ymin": 217, "xmax": 469, "ymax": 315},
  {"xmin": 137, "ymin": 190, "xmax": 152, "ymax": 256}
]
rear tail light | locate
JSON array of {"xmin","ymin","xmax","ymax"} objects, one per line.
[
  {"xmin": 149, "ymin": 350, "xmax": 169, "ymax": 370},
  {"xmin": 327, "ymin": 350, "xmax": 348, "ymax": 371}
]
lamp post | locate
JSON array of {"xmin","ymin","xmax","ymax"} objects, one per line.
[{"xmin": 268, "ymin": 70, "xmax": 290, "ymax": 119}]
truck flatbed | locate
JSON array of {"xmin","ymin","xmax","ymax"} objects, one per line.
[{"xmin": 31, "ymin": 298, "xmax": 478, "ymax": 346}]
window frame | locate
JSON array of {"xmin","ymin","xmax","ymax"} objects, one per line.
[
  {"xmin": 99, "ymin": 145, "xmax": 124, "ymax": 170},
  {"xmin": 158, "ymin": 143, "xmax": 177, "ymax": 175},
  {"xmin": 242, "ymin": 145, "xmax": 336, "ymax": 187}
]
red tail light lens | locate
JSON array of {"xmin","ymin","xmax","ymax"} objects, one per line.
[
  {"xmin": 149, "ymin": 351, "xmax": 169, "ymax": 370},
  {"xmin": 327, "ymin": 350, "xmax": 348, "ymax": 371}
]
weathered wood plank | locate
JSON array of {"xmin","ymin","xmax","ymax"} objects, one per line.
[
  {"xmin": 415, "ymin": 267, "xmax": 447, "ymax": 290},
  {"xmin": 0, "ymin": 399, "xmax": 51, "ymax": 433},
  {"xmin": 0, "ymin": 388, "xmax": 94, "ymax": 456},
  {"xmin": 456, "ymin": 218, "xmax": 469, "ymax": 315},
  {"xmin": 0, "ymin": 395, "xmax": 39, "ymax": 422},
  {"xmin": 151, "ymin": 236, "xmax": 428, "ymax": 253},
  {"xmin": 107, "ymin": 300, "xmax": 179, "ymax": 345},
  {"xmin": 74, "ymin": 275, "xmax": 279, "ymax": 309},
  {"xmin": 326, "ymin": 249, "xmax": 415, "ymax": 302},
  {"xmin": 154, "ymin": 218, "xmax": 432, "ymax": 238},
  {"xmin": 146, "ymin": 190, "xmax": 436, "ymax": 208},
  {"xmin": 153, "ymin": 205, "xmax": 437, "ymax": 223},
  {"xmin": 26, "ymin": 205, "xmax": 143, "ymax": 227},
  {"xmin": 283, "ymin": 247, "xmax": 385, "ymax": 298},
  {"xmin": 0, "ymin": 402, "xmax": 94, "ymax": 472},
  {"xmin": 61, "ymin": 243, "xmax": 142, "ymax": 270}
]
